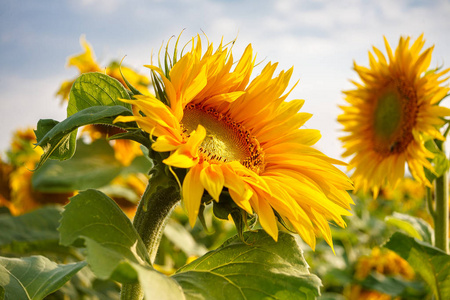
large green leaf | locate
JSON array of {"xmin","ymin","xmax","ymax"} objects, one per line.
[
  {"xmin": 58, "ymin": 189, "xmax": 185, "ymax": 299},
  {"xmin": 172, "ymin": 230, "xmax": 322, "ymax": 300},
  {"xmin": 384, "ymin": 232, "xmax": 450, "ymax": 300},
  {"xmin": 385, "ymin": 212, "xmax": 434, "ymax": 244},
  {"xmin": 0, "ymin": 255, "xmax": 86, "ymax": 300},
  {"xmin": 67, "ymin": 72, "xmax": 131, "ymax": 117},
  {"xmin": 34, "ymin": 105, "xmax": 132, "ymax": 169},
  {"xmin": 32, "ymin": 139, "xmax": 122, "ymax": 193},
  {"xmin": 0, "ymin": 206, "xmax": 64, "ymax": 255}
]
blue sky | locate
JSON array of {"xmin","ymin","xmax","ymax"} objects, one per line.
[{"xmin": 1, "ymin": 0, "xmax": 450, "ymax": 161}]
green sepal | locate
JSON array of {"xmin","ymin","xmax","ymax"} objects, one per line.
[
  {"xmin": 212, "ymin": 191, "xmax": 249, "ymax": 243},
  {"xmin": 115, "ymin": 61, "xmax": 143, "ymax": 96},
  {"xmin": 142, "ymin": 152, "xmax": 179, "ymax": 211}
]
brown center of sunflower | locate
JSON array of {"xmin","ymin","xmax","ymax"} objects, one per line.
[
  {"xmin": 372, "ymin": 79, "xmax": 418, "ymax": 155},
  {"xmin": 181, "ymin": 104, "xmax": 264, "ymax": 173}
]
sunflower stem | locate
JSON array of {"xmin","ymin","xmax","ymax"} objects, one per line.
[
  {"xmin": 120, "ymin": 184, "xmax": 180, "ymax": 300},
  {"xmin": 434, "ymin": 139, "xmax": 449, "ymax": 254},
  {"xmin": 426, "ymin": 186, "xmax": 436, "ymax": 220}
]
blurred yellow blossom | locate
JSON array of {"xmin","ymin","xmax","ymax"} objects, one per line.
[{"xmin": 56, "ymin": 35, "xmax": 151, "ymax": 102}]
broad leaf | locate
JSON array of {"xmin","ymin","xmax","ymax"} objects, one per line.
[
  {"xmin": 32, "ymin": 139, "xmax": 122, "ymax": 192},
  {"xmin": 67, "ymin": 72, "xmax": 131, "ymax": 117},
  {"xmin": 384, "ymin": 232, "xmax": 450, "ymax": 300},
  {"xmin": 0, "ymin": 255, "xmax": 86, "ymax": 300},
  {"xmin": 58, "ymin": 189, "xmax": 185, "ymax": 299},
  {"xmin": 385, "ymin": 212, "xmax": 434, "ymax": 244},
  {"xmin": 35, "ymin": 105, "xmax": 132, "ymax": 169},
  {"xmin": 0, "ymin": 206, "xmax": 64, "ymax": 255},
  {"xmin": 59, "ymin": 190, "xmax": 150, "ymax": 271},
  {"xmin": 172, "ymin": 230, "xmax": 321, "ymax": 300}
]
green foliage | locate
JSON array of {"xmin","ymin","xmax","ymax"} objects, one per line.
[
  {"xmin": 32, "ymin": 139, "xmax": 123, "ymax": 193},
  {"xmin": 67, "ymin": 72, "xmax": 131, "ymax": 117},
  {"xmin": 384, "ymin": 232, "xmax": 450, "ymax": 300},
  {"xmin": 385, "ymin": 212, "xmax": 434, "ymax": 244},
  {"xmin": 0, "ymin": 206, "xmax": 63, "ymax": 255},
  {"xmin": 58, "ymin": 189, "xmax": 185, "ymax": 299},
  {"xmin": 360, "ymin": 273, "xmax": 426, "ymax": 299},
  {"xmin": 0, "ymin": 255, "xmax": 86, "ymax": 300},
  {"xmin": 34, "ymin": 105, "xmax": 132, "ymax": 169},
  {"xmin": 424, "ymin": 139, "xmax": 450, "ymax": 183},
  {"xmin": 172, "ymin": 230, "xmax": 322, "ymax": 300}
]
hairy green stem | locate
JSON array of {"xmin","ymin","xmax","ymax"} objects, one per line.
[
  {"xmin": 120, "ymin": 185, "xmax": 181, "ymax": 300},
  {"xmin": 434, "ymin": 140, "xmax": 449, "ymax": 254}
]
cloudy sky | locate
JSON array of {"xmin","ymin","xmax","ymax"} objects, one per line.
[{"xmin": 1, "ymin": 0, "xmax": 450, "ymax": 161}]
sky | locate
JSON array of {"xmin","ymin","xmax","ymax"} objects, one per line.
[{"xmin": 1, "ymin": 0, "xmax": 450, "ymax": 162}]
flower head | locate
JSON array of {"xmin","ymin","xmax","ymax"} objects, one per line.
[
  {"xmin": 116, "ymin": 35, "xmax": 353, "ymax": 250},
  {"xmin": 56, "ymin": 35, "xmax": 151, "ymax": 102},
  {"xmin": 339, "ymin": 35, "xmax": 450, "ymax": 196}
]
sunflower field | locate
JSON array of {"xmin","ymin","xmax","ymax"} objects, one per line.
[{"xmin": 0, "ymin": 33, "xmax": 449, "ymax": 300}]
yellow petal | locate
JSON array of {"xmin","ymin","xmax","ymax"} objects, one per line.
[
  {"xmin": 200, "ymin": 163, "xmax": 224, "ymax": 201},
  {"xmin": 183, "ymin": 163, "xmax": 204, "ymax": 227}
]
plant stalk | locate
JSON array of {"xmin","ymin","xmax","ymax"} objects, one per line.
[
  {"xmin": 434, "ymin": 140, "xmax": 449, "ymax": 254},
  {"xmin": 120, "ymin": 185, "xmax": 181, "ymax": 300}
]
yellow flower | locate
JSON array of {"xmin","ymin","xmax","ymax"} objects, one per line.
[
  {"xmin": 8, "ymin": 128, "xmax": 43, "ymax": 168},
  {"xmin": 56, "ymin": 35, "xmax": 150, "ymax": 102},
  {"xmin": 346, "ymin": 285, "xmax": 394, "ymax": 300},
  {"xmin": 9, "ymin": 166, "xmax": 73, "ymax": 215},
  {"xmin": 355, "ymin": 247, "xmax": 414, "ymax": 281},
  {"xmin": 339, "ymin": 35, "xmax": 450, "ymax": 197},
  {"xmin": 115, "ymin": 36, "xmax": 354, "ymax": 250}
]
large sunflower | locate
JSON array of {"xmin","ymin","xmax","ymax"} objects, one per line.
[
  {"xmin": 115, "ymin": 36, "xmax": 353, "ymax": 250},
  {"xmin": 339, "ymin": 35, "xmax": 450, "ymax": 196}
]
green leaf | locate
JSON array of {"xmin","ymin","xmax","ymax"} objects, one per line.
[
  {"xmin": 384, "ymin": 232, "xmax": 450, "ymax": 300},
  {"xmin": 67, "ymin": 72, "xmax": 131, "ymax": 117},
  {"xmin": 59, "ymin": 189, "xmax": 150, "ymax": 275},
  {"xmin": 35, "ymin": 119, "xmax": 77, "ymax": 165},
  {"xmin": 0, "ymin": 206, "xmax": 64, "ymax": 255},
  {"xmin": 424, "ymin": 139, "xmax": 450, "ymax": 183},
  {"xmin": 58, "ymin": 189, "xmax": 185, "ymax": 299},
  {"xmin": 172, "ymin": 230, "xmax": 321, "ymax": 300},
  {"xmin": 385, "ymin": 212, "xmax": 434, "ymax": 244},
  {"xmin": 0, "ymin": 255, "xmax": 86, "ymax": 300},
  {"xmin": 32, "ymin": 139, "xmax": 122, "ymax": 193},
  {"xmin": 35, "ymin": 105, "xmax": 132, "ymax": 169}
]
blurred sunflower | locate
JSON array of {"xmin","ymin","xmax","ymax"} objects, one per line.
[
  {"xmin": 115, "ymin": 35, "xmax": 354, "ymax": 250},
  {"xmin": 0, "ymin": 128, "xmax": 74, "ymax": 215},
  {"xmin": 56, "ymin": 35, "xmax": 151, "ymax": 102},
  {"xmin": 339, "ymin": 35, "xmax": 450, "ymax": 197},
  {"xmin": 346, "ymin": 247, "xmax": 414, "ymax": 300}
]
